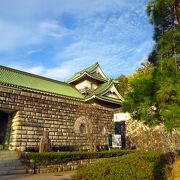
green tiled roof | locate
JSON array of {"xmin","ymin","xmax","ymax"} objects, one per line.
[
  {"xmin": 0, "ymin": 65, "xmax": 84, "ymax": 99},
  {"xmin": 85, "ymin": 79, "xmax": 122, "ymax": 104},
  {"xmin": 92, "ymin": 80, "xmax": 113, "ymax": 95},
  {"xmin": 85, "ymin": 94, "xmax": 122, "ymax": 105},
  {"xmin": 96, "ymin": 95, "xmax": 122, "ymax": 104},
  {"xmin": 66, "ymin": 62, "xmax": 108, "ymax": 83},
  {"xmin": 0, "ymin": 65, "xmax": 122, "ymax": 106}
]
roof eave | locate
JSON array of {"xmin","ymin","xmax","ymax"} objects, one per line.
[
  {"xmin": 94, "ymin": 81, "xmax": 113, "ymax": 96},
  {"xmin": 67, "ymin": 72, "xmax": 108, "ymax": 84},
  {"xmin": 85, "ymin": 94, "xmax": 122, "ymax": 105}
]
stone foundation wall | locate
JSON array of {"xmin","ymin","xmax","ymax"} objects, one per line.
[
  {"xmin": 29, "ymin": 158, "xmax": 103, "ymax": 174},
  {"xmin": 0, "ymin": 85, "xmax": 114, "ymax": 151},
  {"xmin": 125, "ymin": 120, "xmax": 180, "ymax": 152}
]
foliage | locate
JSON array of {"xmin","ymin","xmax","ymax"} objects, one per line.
[
  {"xmin": 121, "ymin": 0, "xmax": 180, "ymax": 131},
  {"xmin": 148, "ymin": 46, "xmax": 158, "ymax": 65},
  {"xmin": 74, "ymin": 151, "xmax": 174, "ymax": 180},
  {"xmin": 122, "ymin": 63, "xmax": 160, "ymax": 125},
  {"xmin": 146, "ymin": 0, "xmax": 179, "ymax": 42},
  {"xmin": 25, "ymin": 150, "xmax": 138, "ymax": 166},
  {"xmin": 116, "ymin": 74, "xmax": 128, "ymax": 96}
]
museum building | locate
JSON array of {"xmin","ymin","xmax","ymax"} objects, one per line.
[{"xmin": 0, "ymin": 62, "xmax": 123, "ymax": 151}]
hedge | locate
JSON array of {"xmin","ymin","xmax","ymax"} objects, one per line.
[
  {"xmin": 74, "ymin": 151, "xmax": 174, "ymax": 180},
  {"xmin": 25, "ymin": 150, "xmax": 139, "ymax": 166}
]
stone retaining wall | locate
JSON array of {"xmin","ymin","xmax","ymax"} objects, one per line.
[
  {"xmin": 126, "ymin": 120, "xmax": 180, "ymax": 152},
  {"xmin": 29, "ymin": 159, "xmax": 102, "ymax": 174},
  {"xmin": 0, "ymin": 85, "xmax": 115, "ymax": 151}
]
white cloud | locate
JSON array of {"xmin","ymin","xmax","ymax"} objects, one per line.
[
  {"xmin": 0, "ymin": 19, "xmax": 69, "ymax": 52},
  {"xmin": 26, "ymin": 49, "xmax": 41, "ymax": 55},
  {"xmin": 52, "ymin": 6, "xmax": 153, "ymax": 78},
  {"xmin": 9, "ymin": 63, "xmax": 77, "ymax": 81},
  {"xmin": 0, "ymin": 0, "xmax": 153, "ymax": 79},
  {"xmin": 10, "ymin": 65, "xmax": 44, "ymax": 75},
  {"xmin": 0, "ymin": 0, "xmax": 133, "ymax": 21},
  {"xmin": 26, "ymin": 66, "xmax": 44, "ymax": 75},
  {"xmin": 44, "ymin": 66, "xmax": 71, "ymax": 80}
]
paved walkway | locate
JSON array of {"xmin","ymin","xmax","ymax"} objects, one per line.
[{"xmin": 0, "ymin": 171, "xmax": 75, "ymax": 180}]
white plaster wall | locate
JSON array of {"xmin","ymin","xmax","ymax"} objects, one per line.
[
  {"xmin": 75, "ymin": 80, "xmax": 98, "ymax": 90},
  {"xmin": 113, "ymin": 112, "xmax": 131, "ymax": 122},
  {"xmin": 106, "ymin": 93, "xmax": 119, "ymax": 99}
]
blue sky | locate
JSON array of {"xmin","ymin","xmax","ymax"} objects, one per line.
[{"xmin": 0, "ymin": 0, "xmax": 154, "ymax": 81}]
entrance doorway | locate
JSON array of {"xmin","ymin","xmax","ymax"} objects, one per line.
[
  {"xmin": 114, "ymin": 121, "xmax": 126, "ymax": 149},
  {"xmin": 0, "ymin": 111, "xmax": 13, "ymax": 150}
]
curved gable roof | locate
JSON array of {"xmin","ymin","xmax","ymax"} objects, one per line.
[
  {"xmin": 0, "ymin": 65, "xmax": 84, "ymax": 99},
  {"xmin": 85, "ymin": 80, "xmax": 123, "ymax": 104},
  {"xmin": 66, "ymin": 62, "xmax": 108, "ymax": 83}
]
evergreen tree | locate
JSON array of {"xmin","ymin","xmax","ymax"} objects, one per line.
[
  {"xmin": 147, "ymin": 0, "xmax": 180, "ymax": 130},
  {"xmin": 122, "ymin": 0, "xmax": 180, "ymax": 131},
  {"xmin": 122, "ymin": 63, "xmax": 159, "ymax": 125}
]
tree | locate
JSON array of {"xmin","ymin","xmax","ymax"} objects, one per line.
[
  {"xmin": 116, "ymin": 75, "xmax": 128, "ymax": 96},
  {"xmin": 147, "ymin": 0, "xmax": 179, "ymax": 41},
  {"xmin": 122, "ymin": 62, "xmax": 159, "ymax": 125},
  {"xmin": 122, "ymin": 0, "xmax": 180, "ymax": 131},
  {"xmin": 147, "ymin": 0, "xmax": 180, "ymax": 130},
  {"xmin": 148, "ymin": 46, "xmax": 158, "ymax": 65}
]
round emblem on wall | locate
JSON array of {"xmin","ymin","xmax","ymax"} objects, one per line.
[{"xmin": 74, "ymin": 116, "xmax": 92, "ymax": 134}]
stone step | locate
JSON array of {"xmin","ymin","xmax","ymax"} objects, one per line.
[
  {"xmin": 0, "ymin": 153, "xmax": 18, "ymax": 156},
  {"xmin": 0, "ymin": 169, "xmax": 26, "ymax": 176},
  {"xmin": 0, "ymin": 154, "xmax": 19, "ymax": 156},
  {"xmin": 0, "ymin": 159, "xmax": 21, "ymax": 163},
  {"xmin": 0, "ymin": 150, "xmax": 18, "ymax": 153},
  {"xmin": 0, "ymin": 161, "xmax": 22, "ymax": 167},
  {"xmin": 0, "ymin": 159, "xmax": 20, "ymax": 165},
  {"xmin": 0, "ymin": 165, "xmax": 25, "ymax": 171},
  {"xmin": 0, "ymin": 155, "xmax": 19, "ymax": 159},
  {"xmin": 0, "ymin": 151, "xmax": 17, "ymax": 155},
  {"xmin": 0, "ymin": 156, "xmax": 19, "ymax": 161},
  {"xmin": 0, "ymin": 151, "xmax": 20, "ymax": 161},
  {"xmin": 0, "ymin": 150, "xmax": 26, "ymax": 176},
  {"xmin": 0, "ymin": 150, "xmax": 17, "ymax": 154},
  {"xmin": 0, "ymin": 155, "xmax": 20, "ymax": 159},
  {"xmin": 0, "ymin": 151, "xmax": 18, "ymax": 157}
]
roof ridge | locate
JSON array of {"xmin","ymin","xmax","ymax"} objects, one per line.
[
  {"xmin": 0, "ymin": 65, "xmax": 84, "ymax": 99},
  {"xmin": 84, "ymin": 62, "xmax": 99, "ymax": 72},
  {"xmin": 67, "ymin": 71, "xmax": 108, "ymax": 84},
  {"xmin": 66, "ymin": 62, "xmax": 100, "ymax": 83},
  {"xmin": 80, "ymin": 71, "xmax": 107, "ymax": 81},
  {"xmin": 0, "ymin": 65, "xmax": 70, "ymax": 87}
]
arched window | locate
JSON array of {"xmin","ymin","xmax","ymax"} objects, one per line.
[
  {"xmin": 74, "ymin": 116, "xmax": 91, "ymax": 134},
  {"xmin": 99, "ymin": 127, "xmax": 106, "ymax": 135},
  {"xmin": 79, "ymin": 123, "xmax": 86, "ymax": 134}
]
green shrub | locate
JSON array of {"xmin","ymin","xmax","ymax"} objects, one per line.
[
  {"xmin": 25, "ymin": 150, "xmax": 139, "ymax": 166},
  {"xmin": 74, "ymin": 151, "xmax": 173, "ymax": 180}
]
